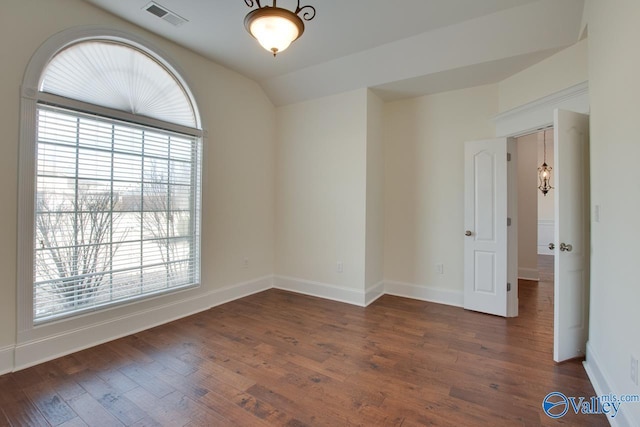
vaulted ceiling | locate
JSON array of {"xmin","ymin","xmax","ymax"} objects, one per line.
[{"xmin": 84, "ymin": 0, "xmax": 586, "ymax": 105}]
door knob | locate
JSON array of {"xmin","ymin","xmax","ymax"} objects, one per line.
[
  {"xmin": 548, "ymin": 243, "xmax": 555, "ymax": 250},
  {"xmin": 465, "ymin": 230, "xmax": 473, "ymax": 236},
  {"xmin": 560, "ymin": 243, "xmax": 573, "ymax": 252}
]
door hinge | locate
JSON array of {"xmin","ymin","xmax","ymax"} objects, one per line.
[
  {"xmin": 507, "ymin": 217, "xmax": 512, "ymax": 226},
  {"xmin": 507, "ymin": 282, "xmax": 511, "ymax": 292},
  {"xmin": 507, "ymin": 153, "xmax": 511, "ymax": 162}
]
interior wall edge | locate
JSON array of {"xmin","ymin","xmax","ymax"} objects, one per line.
[
  {"xmin": 365, "ymin": 281, "xmax": 385, "ymax": 306},
  {"xmin": 384, "ymin": 280, "xmax": 464, "ymax": 308},
  {"xmin": 517, "ymin": 268, "xmax": 540, "ymax": 281},
  {"xmin": 273, "ymin": 275, "xmax": 368, "ymax": 307},
  {"xmin": 0, "ymin": 346, "xmax": 13, "ymax": 376},
  {"xmin": 584, "ymin": 341, "xmax": 633, "ymax": 427}
]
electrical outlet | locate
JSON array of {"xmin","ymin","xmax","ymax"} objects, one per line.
[
  {"xmin": 631, "ymin": 355, "xmax": 638, "ymax": 386},
  {"xmin": 337, "ymin": 261, "xmax": 343, "ymax": 273},
  {"xmin": 436, "ymin": 264, "xmax": 444, "ymax": 274},
  {"xmin": 242, "ymin": 257, "xmax": 249, "ymax": 269}
]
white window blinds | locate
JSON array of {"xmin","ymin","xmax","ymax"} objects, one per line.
[
  {"xmin": 40, "ymin": 41, "xmax": 197, "ymax": 128},
  {"xmin": 34, "ymin": 105, "xmax": 201, "ymax": 322}
]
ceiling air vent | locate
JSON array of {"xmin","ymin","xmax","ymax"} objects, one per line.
[{"xmin": 143, "ymin": 2, "xmax": 188, "ymax": 26}]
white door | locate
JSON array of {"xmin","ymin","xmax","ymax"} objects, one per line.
[
  {"xmin": 553, "ymin": 109, "xmax": 590, "ymax": 362},
  {"xmin": 464, "ymin": 139, "xmax": 511, "ymax": 316}
]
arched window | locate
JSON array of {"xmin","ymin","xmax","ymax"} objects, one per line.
[{"xmin": 19, "ymin": 33, "xmax": 202, "ymax": 325}]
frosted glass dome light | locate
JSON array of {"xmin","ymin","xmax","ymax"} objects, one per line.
[{"xmin": 244, "ymin": 1, "xmax": 316, "ymax": 57}]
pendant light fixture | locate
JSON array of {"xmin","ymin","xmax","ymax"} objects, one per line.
[
  {"xmin": 538, "ymin": 129, "xmax": 554, "ymax": 196},
  {"xmin": 244, "ymin": 0, "xmax": 316, "ymax": 56}
]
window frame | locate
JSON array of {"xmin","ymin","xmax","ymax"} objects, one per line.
[
  {"xmin": 18, "ymin": 28, "xmax": 203, "ymax": 339},
  {"xmin": 34, "ymin": 104, "xmax": 202, "ymax": 323}
]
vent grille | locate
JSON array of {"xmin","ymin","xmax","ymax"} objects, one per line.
[
  {"xmin": 146, "ymin": 4, "xmax": 168, "ymax": 18},
  {"xmin": 144, "ymin": 2, "xmax": 188, "ymax": 26}
]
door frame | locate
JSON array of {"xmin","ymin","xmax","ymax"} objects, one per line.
[
  {"xmin": 492, "ymin": 82, "xmax": 591, "ymax": 354},
  {"xmin": 493, "ymin": 82, "xmax": 589, "ymax": 138}
]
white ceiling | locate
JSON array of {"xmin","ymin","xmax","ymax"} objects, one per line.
[{"xmin": 84, "ymin": 0, "xmax": 586, "ymax": 105}]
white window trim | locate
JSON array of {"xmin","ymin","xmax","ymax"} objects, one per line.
[{"xmin": 18, "ymin": 27, "xmax": 204, "ymax": 346}]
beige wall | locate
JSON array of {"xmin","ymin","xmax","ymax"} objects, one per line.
[
  {"xmin": 275, "ymin": 89, "xmax": 368, "ymax": 290},
  {"xmin": 274, "ymin": 88, "xmax": 385, "ymax": 299},
  {"xmin": 498, "ymin": 38, "xmax": 588, "ymax": 113},
  {"xmin": 586, "ymin": 1, "xmax": 640, "ymax": 424},
  {"xmin": 365, "ymin": 90, "xmax": 385, "ymax": 290},
  {"xmin": 516, "ymin": 133, "xmax": 539, "ymax": 278},
  {"xmin": 383, "ymin": 84, "xmax": 498, "ymax": 292},
  {"xmin": 0, "ymin": 0, "xmax": 275, "ymax": 352}
]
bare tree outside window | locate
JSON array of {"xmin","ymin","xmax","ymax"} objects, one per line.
[
  {"xmin": 35, "ymin": 188, "xmax": 127, "ymax": 311},
  {"xmin": 139, "ymin": 161, "xmax": 193, "ymax": 290}
]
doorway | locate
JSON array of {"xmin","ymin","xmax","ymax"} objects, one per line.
[
  {"xmin": 465, "ymin": 104, "xmax": 590, "ymax": 362},
  {"xmin": 511, "ymin": 110, "xmax": 590, "ymax": 363},
  {"xmin": 516, "ymin": 128, "xmax": 555, "ymax": 286}
]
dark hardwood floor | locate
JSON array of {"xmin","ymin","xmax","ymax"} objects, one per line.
[{"xmin": 0, "ymin": 259, "xmax": 606, "ymax": 426}]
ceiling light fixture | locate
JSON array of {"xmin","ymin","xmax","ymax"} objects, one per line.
[
  {"xmin": 538, "ymin": 129, "xmax": 554, "ymax": 196},
  {"xmin": 244, "ymin": 0, "xmax": 316, "ymax": 57}
]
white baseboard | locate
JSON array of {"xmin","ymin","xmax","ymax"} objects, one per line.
[
  {"xmin": 274, "ymin": 275, "xmax": 366, "ymax": 307},
  {"xmin": 584, "ymin": 341, "xmax": 636, "ymax": 427},
  {"xmin": 274, "ymin": 277, "xmax": 463, "ymax": 309},
  {"xmin": 0, "ymin": 345, "xmax": 14, "ymax": 375},
  {"xmin": 365, "ymin": 281, "xmax": 385, "ymax": 306},
  {"xmin": 208, "ymin": 275, "xmax": 274, "ymax": 309},
  {"xmin": 384, "ymin": 280, "xmax": 464, "ymax": 308},
  {"xmin": 13, "ymin": 276, "xmax": 273, "ymax": 372},
  {"xmin": 518, "ymin": 267, "xmax": 539, "ymax": 281}
]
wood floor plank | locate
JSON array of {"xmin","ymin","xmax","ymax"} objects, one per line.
[
  {"xmin": 245, "ymin": 383, "xmax": 329, "ymax": 426},
  {"xmin": 74, "ymin": 371, "xmax": 147, "ymax": 425},
  {"xmin": 47, "ymin": 375, "xmax": 87, "ymax": 403},
  {"xmin": 2, "ymin": 395, "xmax": 53, "ymax": 426},
  {"xmin": 67, "ymin": 393, "xmax": 123, "ymax": 427},
  {"xmin": 123, "ymin": 388, "xmax": 189, "ymax": 427},
  {"xmin": 128, "ymin": 416, "xmax": 162, "ymax": 427},
  {"xmin": 0, "ymin": 411, "xmax": 10, "ymax": 427},
  {"xmin": 0, "ymin": 258, "xmax": 607, "ymax": 426},
  {"xmin": 22, "ymin": 381, "xmax": 77, "ymax": 426},
  {"xmin": 118, "ymin": 364, "xmax": 175, "ymax": 399},
  {"xmin": 58, "ymin": 417, "xmax": 89, "ymax": 427},
  {"xmin": 196, "ymin": 388, "xmax": 277, "ymax": 426},
  {"xmin": 96, "ymin": 369, "xmax": 140, "ymax": 395}
]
